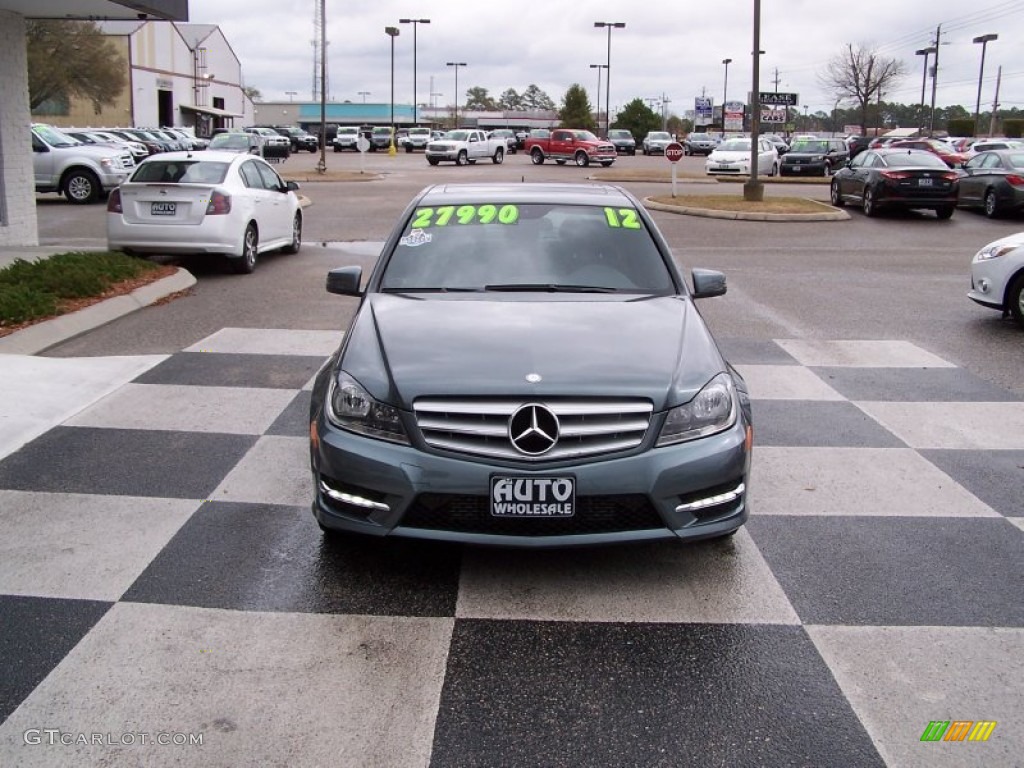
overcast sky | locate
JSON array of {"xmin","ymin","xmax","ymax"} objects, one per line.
[{"xmin": 193, "ymin": 0, "xmax": 1023, "ymax": 118}]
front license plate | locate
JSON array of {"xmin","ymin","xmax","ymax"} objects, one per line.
[
  {"xmin": 490, "ymin": 476, "xmax": 575, "ymax": 517},
  {"xmin": 918, "ymin": 178, "xmax": 933, "ymax": 187},
  {"xmin": 151, "ymin": 202, "xmax": 176, "ymax": 215}
]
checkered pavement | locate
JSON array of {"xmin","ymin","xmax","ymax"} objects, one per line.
[{"xmin": 0, "ymin": 328, "xmax": 1021, "ymax": 767}]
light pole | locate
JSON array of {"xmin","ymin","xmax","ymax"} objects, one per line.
[
  {"xmin": 973, "ymin": 33, "xmax": 997, "ymax": 137},
  {"xmin": 446, "ymin": 61, "xmax": 466, "ymax": 128},
  {"xmin": 399, "ymin": 18, "xmax": 430, "ymax": 125},
  {"xmin": 385, "ymin": 26, "xmax": 399, "ymax": 154},
  {"xmin": 915, "ymin": 47, "xmax": 935, "ymax": 133},
  {"xmin": 743, "ymin": 0, "xmax": 763, "ymax": 202},
  {"xmin": 722, "ymin": 58, "xmax": 732, "ymax": 133},
  {"xmin": 589, "ymin": 64, "xmax": 606, "ymax": 134},
  {"xmin": 285, "ymin": 90, "xmax": 297, "ymax": 102},
  {"xmin": 358, "ymin": 91, "xmax": 370, "ymax": 103},
  {"xmin": 594, "ymin": 22, "xmax": 625, "ymax": 137}
]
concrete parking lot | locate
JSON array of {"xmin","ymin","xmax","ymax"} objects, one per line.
[{"xmin": 2, "ymin": 149, "xmax": 1022, "ymax": 767}]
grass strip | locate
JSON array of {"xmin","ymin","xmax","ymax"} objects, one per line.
[{"xmin": 0, "ymin": 251, "xmax": 162, "ymax": 326}]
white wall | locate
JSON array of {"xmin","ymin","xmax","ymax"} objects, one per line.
[{"xmin": 0, "ymin": 11, "xmax": 38, "ymax": 246}]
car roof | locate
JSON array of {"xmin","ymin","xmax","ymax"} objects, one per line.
[
  {"xmin": 136, "ymin": 150, "xmax": 249, "ymax": 164},
  {"xmin": 417, "ymin": 182, "xmax": 637, "ymax": 208}
]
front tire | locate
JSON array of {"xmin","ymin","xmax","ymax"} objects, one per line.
[
  {"xmin": 233, "ymin": 223, "xmax": 258, "ymax": 274},
  {"xmin": 830, "ymin": 180, "xmax": 845, "ymax": 207},
  {"xmin": 935, "ymin": 206, "xmax": 955, "ymax": 220},
  {"xmin": 62, "ymin": 169, "xmax": 100, "ymax": 204},
  {"xmin": 984, "ymin": 189, "xmax": 1000, "ymax": 218},
  {"xmin": 282, "ymin": 213, "xmax": 302, "ymax": 254},
  {"xmin": 575, "ymin": 151, "xmax": 589, "ymax": 167},
  {"xmin": 427, "ymin": 158, "xmax": 440, "ymax": 166},
  {"xmin": 492, "ymin": 147, "xmax": 504, "ymax": 164},
  {"xmin": 1008, "ymin": 274, "xmax": 1024, "ymax": 326},
  {"xmin": 531, "ymin": 149, "xmax": 544, "ymax": 165},
  {"xmin": 456, "ymin": 150, "xmax": 468, "ymax": 166},
  {"xmin": 768, "ymin": 162, "xmax": 779, "ymax": 177}
]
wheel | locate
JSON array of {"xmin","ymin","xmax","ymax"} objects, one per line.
[
  {"xmin": 455, "ymin": 150, "xmax": 468, "ymax": 166},
  {"xmin": 282, "ymin": 213, "xmax": 302, "ymax": 254},
  {"xmin": 862, "ymin": 186, "xmax": 878, "ymax": 217},
  {"xmin": 574, "ymin": 151, "xmax": 589, "ymax": 167},
  {"xmin": 642, "ymin": 147, "xmax": 648, "ymax": 155},
  {"xmin": 427, "ymin": 158, "xmax": 440, "ymax": 166},
  {"xmin": 684, "ymin": 146, "xmax": 692, "ymax": 156},
  {"xmin": 492, "ymin": 147, "xmax": 504, "ymax": 164},
  {"xmin": 600, "ymin": 161, "xmax": 614, "ymax": 167},
  {"xmin": 467, "ymin": 158, "xmax": 477, "ymax": 165},
  {"xmin": 823, "ymin": 162, "xmax": 832, "ymax": 177},
  {"xmin": 555, "ymin": 159, "xmax": 566, "ymax": 165},
  {"xmin": 233, "ymin": 223, "xmax": 258, "ymax": 274},
  {"xmin": 830, "ymin": 180, "xmax": 845, "ymax": 207},
  {"xmin": 333, "ymin": 146, "xmax": 341, "ymax": 153},
  {"xmin": 984, "ymin": 189, "xmax": 1000, "ymax": 218},
  {"xmin": 935, "ymin": 206, "xmax": 955, "ymax": 220},
  {"xmin": 508, "ymin": 146, "xmax": 517, "ymax": 155},
  {"xmin": 1008, "ymin": 273, "xmax": 1024, "ymax": 326},
  {"xmin": 62, "ymin": 169, "xmax": 100, "ymax": 204},
  {"xmin": 629, "ymin": 148, "xmax": 636, "ymax": 156},
  {"xmin": 531, "ymin": 149, "xmax": 544, "ymax": 165},
  {"xmin": 768, "ymin": 162, "xmax": 779, "ymax": 177},
  {"xmin": 405, "ymin": 145, "xmax": 413, "ymax": 153}
]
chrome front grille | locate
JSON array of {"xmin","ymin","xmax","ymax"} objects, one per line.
[{"xmin": 413, "ymin": 398, "xmax": 653, "ymax": 461}]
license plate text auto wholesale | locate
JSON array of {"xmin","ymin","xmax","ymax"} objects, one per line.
[
  {"xmin": 490, "ymin": 476, "xmax": 575, "ymax": 517},
  {"xmin": 151, "ymin": 202, "xmax": 176, "ymax": 215}
]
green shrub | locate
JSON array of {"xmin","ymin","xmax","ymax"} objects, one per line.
[
  {"xmin": 1005, "ymin": 120, "xmax": 1023, "ymax": 139},
  {"xmin": 946, "ymin": 118, "xmax": 975, "ymax": 138},
  {"xmin": 0, "ymin": 251, "xmax": 160, "ymax": 327}
]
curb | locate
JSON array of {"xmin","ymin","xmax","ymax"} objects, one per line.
[
  {"xmin": 643, "ymin": 197, "xmax": 850, "ymax": 222},
  {"xmin": 0, "ymin": 267, "xmax": 196, "ymax": 355}
]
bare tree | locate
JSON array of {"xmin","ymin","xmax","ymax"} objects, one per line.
[
  {"xmin": 27, "ymin": 20, "xmax": 127, "ymax": 113},
  {"xmin": 819, "ymin": 44, "xmax": 906, "ymax": 134}
]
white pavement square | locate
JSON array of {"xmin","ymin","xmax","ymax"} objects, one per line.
[
  {"xmin": 185, "ymin": 328, "xmax": 341, "ymax": 357},
  {"xmin": 776, "ymin": 339, "xmax": 956, "ymax": 368},
  {"xmin": 735, "ymin": 364, "xmax": 844, "ymax": 400},
  {"xmin": 856, "ymin": 401, "xmax": 1024, "ymax": 450}
]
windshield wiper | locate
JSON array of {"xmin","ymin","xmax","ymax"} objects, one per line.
[
  {"xmin": 380, "ymin": 286, "xmax": 482, "ymax": 293},
  {"xmin": 484, "ymin": 283, "xmax": 617, "ymax": 293}
]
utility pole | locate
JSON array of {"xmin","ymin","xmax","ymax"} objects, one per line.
[
  {"xmin": 928, "ymin": 24, "xmax": 942, "ymax": 136},
  {"xmin": 989, "ymin": 65, "xmax": 1002, "ymax": 137},
  {"xmin": 772, "ymin": 67, "xmax": 781, "ymax": 92}
]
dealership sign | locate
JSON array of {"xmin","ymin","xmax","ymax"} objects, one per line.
[
  {"xmin": 759, "ymin": 91, "xmax": 798, "ymax": 106},
  {"xmin": 695, "ymin": 97, "xmax": 713, "ymax": 126},
  {"xmin": 724, "ymin": 100, "xmax": 745, "ymax": 132}
]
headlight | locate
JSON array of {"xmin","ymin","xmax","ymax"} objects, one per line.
[
  {"xmin": 100, "ymin": 158, "xmax": 113, "ymax": 168},
  {"xmin": 656, "ymin": 373, "xmax": 737, "ymax": 446},
  {"xmin": 810, "ymin": 155, "xmax": 824, "ymax": 161},
  {"xmin": 327, "ymin": 372, "xmax": 409, "ymax": 444},
  {"xmin": 974, "ymin": 243, "xmax": 1020, "ymax": 262}
]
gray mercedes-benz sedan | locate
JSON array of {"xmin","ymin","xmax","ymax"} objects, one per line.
[{"xmin": 309, "ymin": 183, "xmax": 752, "ymax": 547}]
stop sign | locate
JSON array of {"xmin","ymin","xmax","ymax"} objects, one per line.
[{"xmin": 664, "ymin": 142, "xmax": 684, "ymax": 162}]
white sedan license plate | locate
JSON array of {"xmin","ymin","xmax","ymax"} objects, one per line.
[
  {"xmin": 918, "ymin": 178, "xmax": 933, "ymax": 187},
  {"xmin": 151, "ymin": 202, "xmax": 177, "ymax": 215},
  {"xmin": 490, "ymin": 476, "xmax": 575, "ymax": 518}
]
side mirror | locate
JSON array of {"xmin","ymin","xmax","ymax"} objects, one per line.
[
  {"xmin": 286, "ymin": 181, "xmax": 300, "ymax": 192},
  {"xmin": 326, "ymin": 266, "xmax": 363, "ymax": 297},
  {"xmin": 691, "ymin": 268, "xmax": 727, "ymax": 299}
]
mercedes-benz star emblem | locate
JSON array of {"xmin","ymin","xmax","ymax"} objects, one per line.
[
  {"xmin": 508, "ymin": 403, "xmax": 559, "ymax": 456},
  {"xmin": 525, "ymin": 373, "xmax": 542, "ymax": 383}
]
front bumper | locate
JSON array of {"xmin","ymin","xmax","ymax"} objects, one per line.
[{"xmin": 311, "ymin": 413, "xmax": 751, "ymax": 547}]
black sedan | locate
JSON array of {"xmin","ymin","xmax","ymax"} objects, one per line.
[
  {"xmin": 309, "ymin": 183, "xmax": 752, "ymax": 547},
  {"xmin": 830, "ymin": 148, "xmax": 960, "ymax": 219},
  {"xmin": 957, "ymin": 149, "xmax": 1024, "ymax": 218}
]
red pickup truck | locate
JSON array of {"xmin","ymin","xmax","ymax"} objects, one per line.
[{"xmin": 525, "ymin": 128, "xmax": 617, "ymax": 167}]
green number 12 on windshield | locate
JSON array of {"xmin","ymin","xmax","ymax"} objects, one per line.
[{"xmin": 603, "ymin": 208, "xmax": 642, "ymax": 229}]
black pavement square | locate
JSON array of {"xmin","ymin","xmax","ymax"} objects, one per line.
[
  {"xmin": 747, "ymin": 516, "xmax": 1024, "ymax": 626},
  {"xmin": 812, "ymin": 366, "xmax": 1021, "ymax": 402},
  {"xmin": 751, "ymin": 400, "xmax": 905, "ymax": 447},
  {"xmin": 431, "ymin": 620, "xmax": 884, "ymax": 768},
  {"xmin": 716, "ymin": 337, "xmax": 799, "ymax": 365},
  {"xmin": 921, "ymin": 449, "xmax": 1024, "ymax": 517},
  {"xmin": 133, "ymin": 352, "xmax": 325, "ymax": 389},
  {"xmin": 0, "ymin": 596, "xmax": 111, "ymax": 724},
  {"xmin": 122, "ymin": 501, "xmax": 462, "ymax": 617},
  {"xmin": 266, "ymin": 391, "xmax": 312, "ymax": 437},
  {"xmin": 0, "ymin": 427, "xmax": 255, "ymax": 498}
]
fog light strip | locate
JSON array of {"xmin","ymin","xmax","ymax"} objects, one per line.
[
  {"xmin": 675, "ymin": 483, "xmax": 745, "ymax": 514},
  {"xmin": 318, "ymin": 481, "xmax": 390, "ymax": 512}
]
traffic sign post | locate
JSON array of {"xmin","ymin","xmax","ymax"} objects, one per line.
[
  {"xmin": 356, "ymin": 136, "xmax": 370, "ymax": 174},
  {"xmin": 664, "ymin": 142, "xmax": 684, "ymax": 197}
]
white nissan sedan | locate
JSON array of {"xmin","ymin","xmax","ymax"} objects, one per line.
[{"xmin": 107, "ymin": 150, "xmax": 302, "ymax": 274}]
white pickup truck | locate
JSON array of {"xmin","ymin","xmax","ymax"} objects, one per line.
[
  {"xmin": 31, "ymin": 123, "xmax": 134, "ymax": 204},
  {"xmin": 425, "ymin": 129, "xmax": 505, "ymax": 166}
]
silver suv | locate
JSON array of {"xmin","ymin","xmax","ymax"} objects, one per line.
[{"xmin": 31, "ymin": 123, "xmax": 134, "ymax": 204}]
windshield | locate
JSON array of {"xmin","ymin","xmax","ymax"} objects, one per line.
[
  {"xmin": 608, "ymin": 130, "xmax": 631, "ymax": 139},
  {"xmin": 372, "ymin": 128, "xmax": 392, "ymax": 135},
  {"xmin": 648, "ymin": 132, "xmax": 671, "ymax": 141},
  {"xmin": 131, "ymin": 160, "xmax": 230, "ymax": 184},
  {"xmin": 790, "ymin": 141, "xmax": 828, "ymax": 153},
  {"xmin": 409, "ymin": 128, "xmax": 431, "ymax": 135},
  {"xmin": 572, "ymin": 131, "xmax": 599, "ymax": 142},
  {"xmin": 1008, "ymin": 153, "xmax": 1024, "ymax": 169},
  {"xmin": 689, "ymin": 134, "xmax": 710, "ymax": 141},
  {"xmin": 444, "ymin": 131, "xmax": 469, "ymax": 141},
  {"xmin": 381, "ymin": 203, "xmax": 674, "ymax": 294},
  {"xmin": 33, "ymin": 125, "xmax": 79, "ymax": 148},
  {"xmin": 718, "ymin": 139, "xmax": 751, "ymax": 152}
]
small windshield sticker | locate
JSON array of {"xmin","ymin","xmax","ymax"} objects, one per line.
[
  {"xmin": 603, "ymin": 207, "xmax": 642, "ymax": 229},
  {"xmin": 399, "ymin": 229, "xmax": 432, "ymax": 247}
]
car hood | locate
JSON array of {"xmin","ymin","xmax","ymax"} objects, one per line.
[{"xmin": 340, "ymin": 294, "xmax": 726, "ymax": 411}]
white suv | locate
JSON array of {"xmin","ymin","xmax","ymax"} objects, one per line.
[
  {"xmin": 333, "ymin": 126, "xmax": 360, "ymax": 152},
  {"xmin": 401, "ymin": 127, "xmax": 432, "ymax": 152}
]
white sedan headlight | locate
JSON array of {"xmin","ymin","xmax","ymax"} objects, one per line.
[
  {"xmin": 657, "ymin": 373, "xmax": 737, "ymax": 446},
  {"xmin": 974, "ymin": 243, "xmax": 1020, "ymax": 262},
  {"xmin": 328, "ymin": 372, "xmax": 409, "ymax": 444}
]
